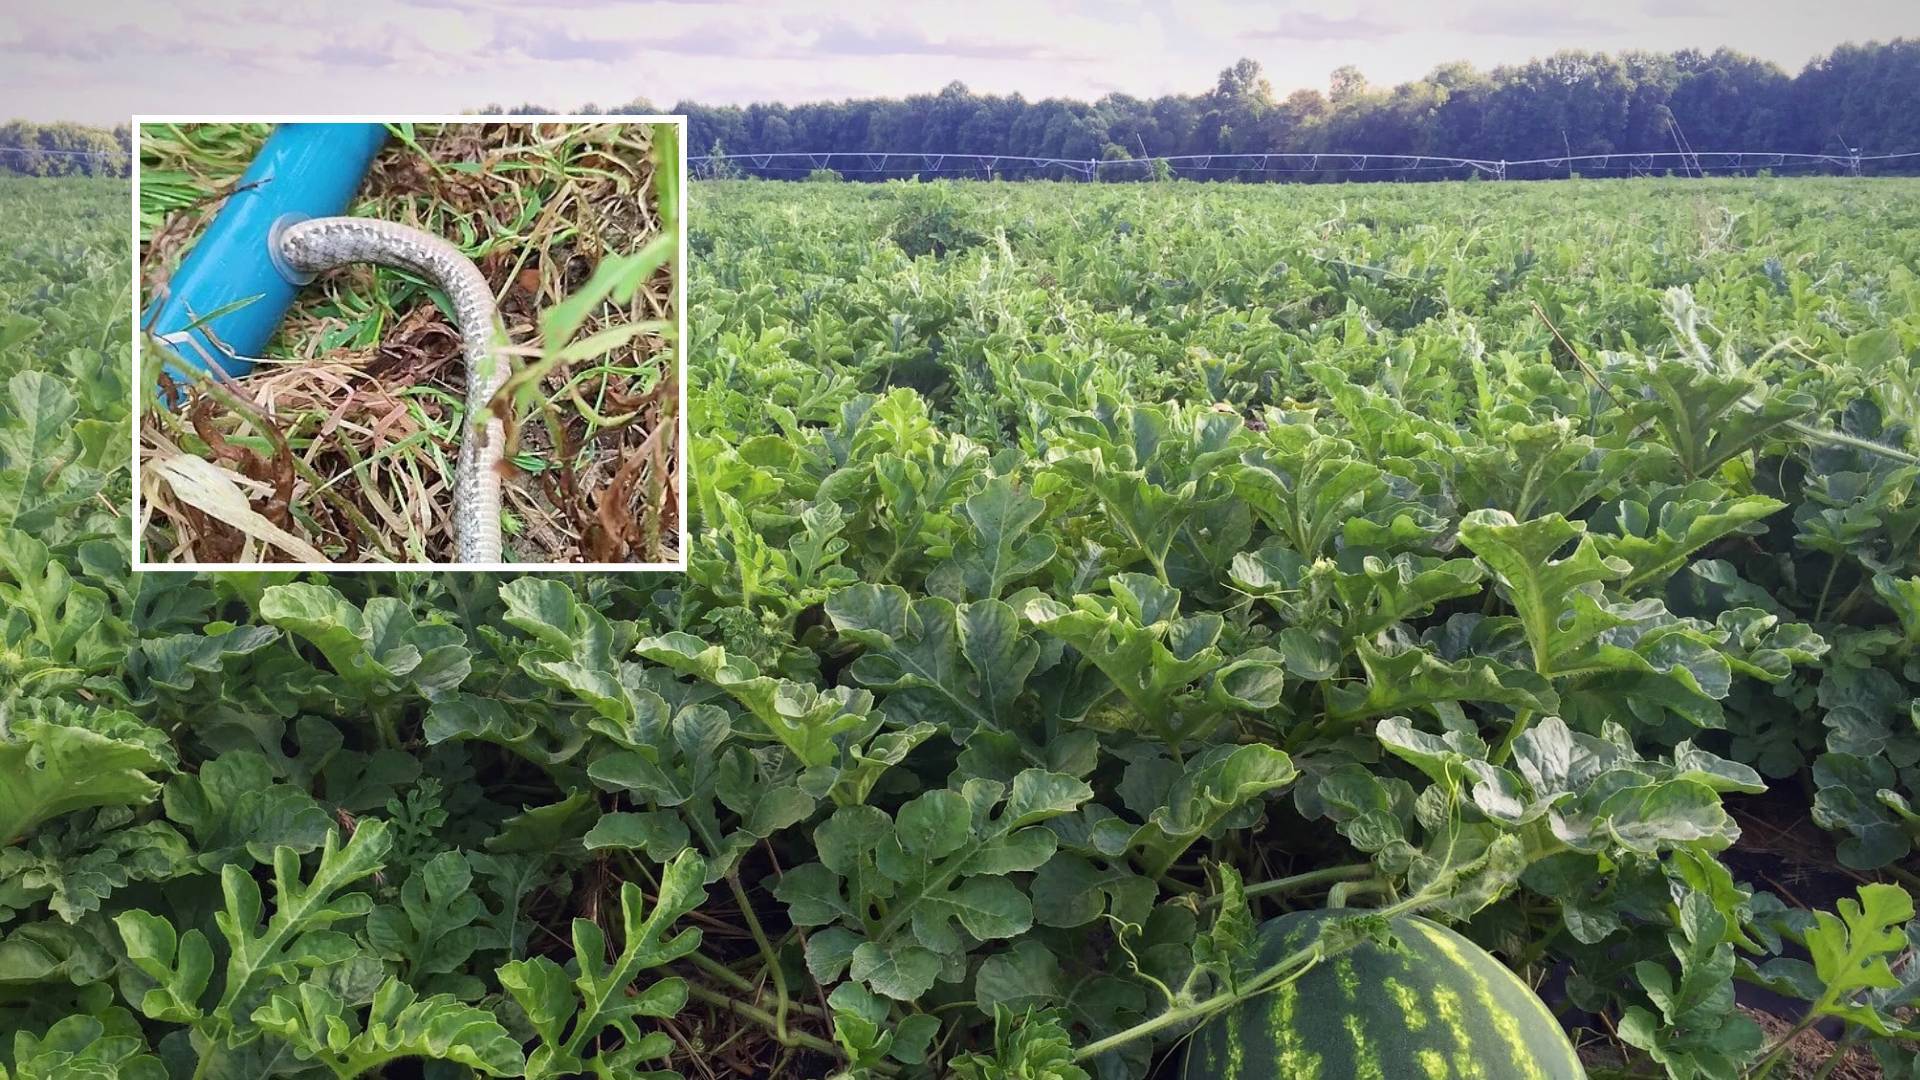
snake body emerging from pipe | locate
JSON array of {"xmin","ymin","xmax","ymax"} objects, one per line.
[{"xmin": 276, "ymin": 217, "xmax": 506, "ymax": 562}]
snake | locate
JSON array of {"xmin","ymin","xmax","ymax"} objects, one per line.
[{"xmin": 274, "ymin": 217, "xmax": 506, "ymax": 563}]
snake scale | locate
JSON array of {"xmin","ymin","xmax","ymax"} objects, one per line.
[{"xmin": 276, "ymin": 217, "xmax": 506, "ymax": 562}]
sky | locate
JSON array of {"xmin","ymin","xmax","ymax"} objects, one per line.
[{"xmin": 5, "ymin": 0, "xmax": 1917, "ymax": 126}]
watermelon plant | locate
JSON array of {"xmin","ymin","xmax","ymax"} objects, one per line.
[{"xmin": 5, "ymin": 172, "xmax": 1920, "ymax": 1078}]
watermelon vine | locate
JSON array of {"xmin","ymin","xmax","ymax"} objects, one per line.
[{"xmin": 6, "ymin": 172, "xmax": 1920, "ymax": 1079}]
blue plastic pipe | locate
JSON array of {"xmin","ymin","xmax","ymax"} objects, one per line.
[{"xmin": 145, "ymin": 123, "xmax": 388, "ymax": 384}]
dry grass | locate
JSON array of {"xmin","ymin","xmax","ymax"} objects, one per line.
[{"xmin": 138, "ymin": 120, "xmax": 680, "ymax": 564}]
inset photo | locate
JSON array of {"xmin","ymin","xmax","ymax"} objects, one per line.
[{"xmin": 133, "ymin": 117, "xmax": 685, "ymax": 568}]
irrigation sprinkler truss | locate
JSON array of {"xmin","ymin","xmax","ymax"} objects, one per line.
[
  {"xmin": 22, "ymin": 144, "xmax": 1917, "ymax": 181},
  {"xmin": 690, "ymin": 149, "xmax": 1920, "ymax": 181}
]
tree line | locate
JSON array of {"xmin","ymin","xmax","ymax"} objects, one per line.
[
  {"xmin": 493, "ymin": 40, "xmax": 1919, "ymax": 180},
  {"xmin": 0, "ymin": 121, "xmax": 130, "ymax": 178}
]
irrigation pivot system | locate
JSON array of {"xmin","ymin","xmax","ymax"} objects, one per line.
[
  {"xmin": 27, "ymin": 143, "xmax": 1917, "ymax": 182},
  {"xmin": 690, "ymin": 148, "xmax": 1920, "ymax": 181}
]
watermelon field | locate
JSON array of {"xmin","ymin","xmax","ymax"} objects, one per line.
[{"xmin": 4, "ymin": 172, "xmax": 1920, "ymax": 1079}]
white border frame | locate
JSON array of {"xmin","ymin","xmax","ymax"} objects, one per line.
[{"xmin": 130, "ymin": 113, "xmax": 690, "ymax": 572}]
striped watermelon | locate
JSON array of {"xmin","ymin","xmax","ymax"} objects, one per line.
[{"xmin": 1183, "ymin": 909, "xmax": 1585, "ymax": 1080}]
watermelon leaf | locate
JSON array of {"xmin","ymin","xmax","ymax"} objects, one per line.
[
  {"xmin": 1802, "ymin": 883, "xmax": 1917, "ymax": 1036},
  {"xmin": 775, "ymin": 771, "xmax": 1091, "ymax": 1001},
  {"xmin": 497, "ymin": 849, "xmax": 705, "ymax": 1079},
  {"xmin": 1618, "ymin": 892, "xmax": 1765, "ymax": 1078},
  {"xmin": 252, "ymin": 977, "xmax": 525, "ymax": 1076}
]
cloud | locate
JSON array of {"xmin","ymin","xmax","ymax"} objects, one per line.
[
  {"xmin": 802, "ymin": 22, "xmax": 1088, "ymax": 61},
  {"xmin": 1450, "ymin": 7, "xmax": 1625, "ymax": 37},
  {"xmin": 304, "ymin": 42, "xmax": 412, "ymax": 70},
  {"xmin": 2, "ymin": 8, "xmax": 151, "ymax": 62},
  {"xmin": 1249, "ymin": 11, "xmax": 1401, "ymax": 41},
  {"xmin": 602, "ymin": 10, "xmax": 1113, "ymax": 64},
  {"xmin": 1640, "ymin": 0, "xmax": 1726, "ymax": 18},
  {"xmin": 400, "ymin": 0, "xmax": 627, "ymax": 13},
  {"xmin": 512, "ymin": 28, "xmax": 650, "ymax": 64},
  {"xmin": 0, "ymin": 2, "xmax": 491, "ymax": 81}
]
